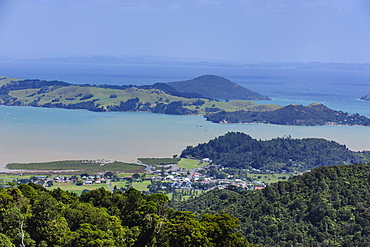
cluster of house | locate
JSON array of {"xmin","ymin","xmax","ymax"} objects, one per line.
[
  {"xmin": 13, "ymin": 160, "xmax": 267, "ymax": 192},
  {"xmin": 17, "ymin": 176, "xmax": 48, "ymax": 186},
  {"xmin": 54, "ymin": 175, "xmax": 107, "ymax": 185},
  {"xmin": 148, "ymin": 164, "xmax": 267, "ymax": 191}
]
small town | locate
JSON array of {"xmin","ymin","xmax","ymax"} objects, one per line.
[{"xmin": 0, "ymin": 157, "xmax": 294, "ymax": 202}]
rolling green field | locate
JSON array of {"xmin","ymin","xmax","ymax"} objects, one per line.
[
  {"xmin": 6, "ymin": 160, "xmax": 145, "ymax": 173},
  {"xmin": 247, "ymin": 173, "xmax": 292, "ymax": 184},
  {"xmin": 49, "ymin": 180, "xmax": 151, "ymax": 195},
  {"xmin": 177, "ymin": 158, "xmax": 206, "ymax": 170},
  {"xmin": 138, "ymin": 158, "xmax": 181, "ymax": 166},
  {"xmin": 0, "ymin": 76, "xmax": 22, "ymax": 86},
  {"xmin": 49, "ymin": 182, "xmax": 109, "ymax": 195},
  {"xmin": 0, "ymin": 174, "xmax": 29, "ymax": 181},
  {"xmin": 3, "ymin": 76, "xmax": 281, "ymax": 114},
  {"xmin": 131, "ymin": 180, "xmax": 151, "ymax": 191}
]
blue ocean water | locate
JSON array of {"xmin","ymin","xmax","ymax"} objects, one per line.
[
  {"xmin": 0, "ymin": 61, "xmax": 369, "ymax": 170},
  {"xmin": 1, "ymin": 61, "xmax": 369, "ymax": 115}
]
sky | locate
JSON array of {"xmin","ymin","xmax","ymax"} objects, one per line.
[{"xmin": 0, "ymin": 0, "xmax": 370, "ymax": 63}]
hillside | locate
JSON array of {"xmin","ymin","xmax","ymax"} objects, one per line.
[
  {"xmin": 176, "ymin": 163, "xmax": 370, "ymax": 246},
  {"xmin": 180, "ymin": 132, "xmax": 370, "ymax": 172},
  {"xmin": 361, "ymin": 93, "xmax": 370, "ymax": 101},
  {"xmin": 205, "ymin": 103, "xmax": 370, "ymax": 126},
  {"xmin": 166, "ymin": 75, "xmax": 271, "ymax": 100},
  {"xmin": 0, "ymin": 185, "xmax": 253, "ymax": 246},
  {"xmin": 0, "ymin": 77, "xmax": 279, "ymax": 115}
]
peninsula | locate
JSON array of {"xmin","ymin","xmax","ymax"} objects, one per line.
[
  {"xmin": 0, "ymin": 75, "xmax": 278, "ymax": 114},
  {"xmin": 1, "ymin": 75, "xmax": 369, "ymax": 126},
  {"xmin": 205, "ymin": 103, "xmax": 370, "ymax": 126}
]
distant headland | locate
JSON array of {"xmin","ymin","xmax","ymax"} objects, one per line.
[
  {"xmin": 361, "ymin": 93, "xmax": 370, "ymax": 101},
  {"xmin": 1, "ymin": 75, "xmax": 369, "ymax": 126}
]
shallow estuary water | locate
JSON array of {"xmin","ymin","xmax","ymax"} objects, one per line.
[
  {"xmin": 1, "ymin": 105, "xmax": 369, "ymax": 171},
  {"xmin": 0, "ymin": 61, "xmax": 369, "ymax": 171}
]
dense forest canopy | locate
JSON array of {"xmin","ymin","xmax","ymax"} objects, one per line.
[
  {"xmin": 176, "ymin": 163, "xmax": 370, "ymax": 246},
  {"xmin": 205, "ymin": 103, "xmax": 370, "ymax": 126},
  {"xmin": 0, "ymin": 185, "xmax": 253, "ymax": 246},
  {"xmin": 180, "ymin": 132, "xmax": 370, "ymax": 172}
]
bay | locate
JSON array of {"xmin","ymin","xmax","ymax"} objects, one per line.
[
  {"xmin": 1, "ymin": 105, "xmax": 369, "ymax": 171},
  {"xmin": 0, "ymin": 61, "xmax": 369, "ymax": 171}
]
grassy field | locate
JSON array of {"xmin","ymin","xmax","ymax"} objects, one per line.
[
  {"xmin": 49, "ymin": 180, "xmax": 152, "ymax": 195},
  {"xmin": 247, "ymin": 173, "xmax": 292, "ymax": 184},
  {"xmin": 0, "ymin": 174, "xmax": 29, "ymax": 181},
  {"xmin": 187, "ymin": 100, "xmax": 282, "ymax": 113},
  {"xmin": 138, "ymin": 158, "xmax": 180, "ymax": 166},
  {"xmin": 177, "ymin": 158, "xmax": 206, "ymax": 170},
  {"xmin": 131, "ymin": 180, "xmax": 151, "ymax": 191},
  {"xmin": 5, "ymin": 76, "xmax": 281, "ymax": 114},
  {"xmin": 111, "ymin": 180, "xmax": 151, "ymax": 191},
  {"xmin": 49, "ymin": 182, "xmax": 109, "ymax": 195},
  {"xmin": 6, "ymin": 160, "xmax": 145, "ymax": 173},
  {"xmin": 0, "ymin": 76, "xmax": 22, "ymax": 87}
]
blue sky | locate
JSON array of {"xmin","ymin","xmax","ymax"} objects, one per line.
[{"xmin": 0, "ymin": 0, "xmax": 370, "ymax": 63}]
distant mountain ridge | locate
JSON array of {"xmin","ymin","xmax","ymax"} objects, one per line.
[{"xmin": 166, "ymin": 75, "xmax": 270, "ymax": 100}]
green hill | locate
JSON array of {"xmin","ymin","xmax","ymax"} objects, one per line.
[
  {"xmin": 180, "ymin": 132, "xmax": 370, "ymax": 172},
  {"xmin": 0, "ymin": 184, "xmax": 254, "ymax": 246},
  {"xmin": 205, "ymin": 103, "xmax": 370, "ymax": 126},
  {"xmin": 0, "ymin": 77, "xmax": 279, "ymax": 115},
  {"xmin": 166, "ymin": 75, "xmax": 271, "ymax": 100},
  {"xmin": 175, "ymin": 163, "xmax": 370, "ymax": 246}
]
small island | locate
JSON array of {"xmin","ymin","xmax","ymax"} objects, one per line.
[
  {"xmin": 361, "ymin": 93, "xmax": 370, "ymax": 101},
  {"xmin": 205, "ymin": 103, "xmax": 370, "ymax": 126}
]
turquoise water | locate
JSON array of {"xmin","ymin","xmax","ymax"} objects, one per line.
[
  {"xmin": 0, "ymin": 62, "xmax": 369, "ymax": 170},
  {"xmin": 1, "ymin": 105, "xmax": 370, "ymax": 171}
]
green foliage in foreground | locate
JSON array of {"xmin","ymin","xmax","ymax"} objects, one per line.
[
  {"xmin": 6, "ymin": 160, "xmax": 145, "ymax": 173},
  {"xmin": 176, "ymin": 163, "xmax": 370, "ymax": 246},
  {"xmin": 181, "ymin": 132, "xmax": 370, "ymax": 172},
  {"xmin": 0, "ymin": 185, "xmax": 253, "ymax": 246}
]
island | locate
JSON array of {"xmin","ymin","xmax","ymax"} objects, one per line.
[
  {"xmin": 1, "ymin": 75, "xmax": 369, "ymax": 126},
  {"xmin": 0, "ymin": 75, "xmax": 278, "ymax": 115},
  {"xmin": 205, "ymin": 103, "xmax": 370, "ymax": 126},
  {"xmin": 361, "ymin": 92, "xmax": 370, "ymax": 101}
]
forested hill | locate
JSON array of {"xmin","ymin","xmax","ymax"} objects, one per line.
[
  {"xmin": 205, "ymin": 103, "xmax": 370, "ymax": 126},
  {"xmin": 180, "ymin": 132, "xmax": 370, "ymax": 172},
  {"xmin": 0, "ymin": 76, "xmax": 278, "ymax": 115},
  {"xmin": 0, "ymin": 185, "xmax": 254, "ymax": 246},
  {"xmin": 166, "ymin": 75, "xmax": 271, "ymax": 100},
  {"xmin": 175, "ymin": 163, "xmax": 370, "ymax": 246}
]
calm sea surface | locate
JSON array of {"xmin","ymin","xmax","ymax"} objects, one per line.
[{"xmin": 0, "ymin": 61, "xmax": 369, "ymax": 171}]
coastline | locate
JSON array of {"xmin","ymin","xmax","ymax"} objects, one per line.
[{"xmin": 1, "ymin": 113, "xmax": 370, "ymax": 172}]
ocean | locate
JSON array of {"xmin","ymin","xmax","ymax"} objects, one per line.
[{"xmin": 0, "ymin": 61, "xmax": 369, "ymax": 171}]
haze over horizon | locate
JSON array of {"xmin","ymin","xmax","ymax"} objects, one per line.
[{"xmin": 1, "ymin": 0, "xmax": 370, "ymax": 63}]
